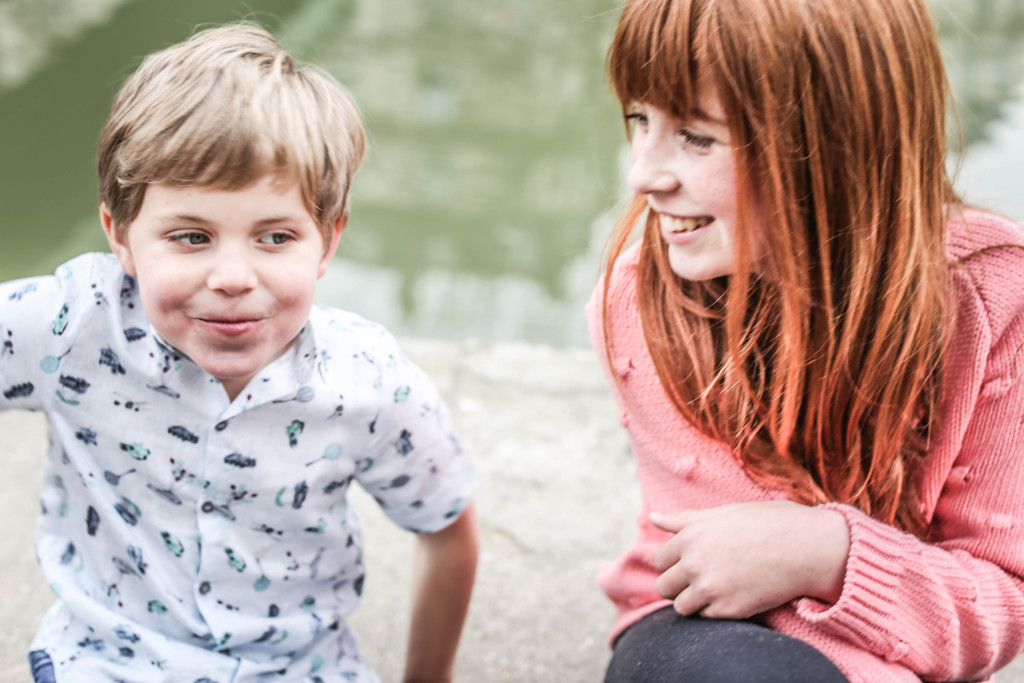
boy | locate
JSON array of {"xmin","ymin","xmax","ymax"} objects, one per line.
[{"xmin": 3, "ymin": 23, "xmax": 477, "ymax": 683}]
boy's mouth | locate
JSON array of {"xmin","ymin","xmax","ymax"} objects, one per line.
[{"xmin": 197, "ymin": 317, "xmax": 263, "ymax": 336}]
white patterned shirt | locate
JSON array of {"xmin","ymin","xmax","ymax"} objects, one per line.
[{"xmin": 1, "ymin": 253, "xmax": 474, "ymax": 682}]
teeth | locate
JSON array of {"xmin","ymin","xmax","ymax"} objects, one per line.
[{"xmin": 665, "ymin": 215, "xmax": 713, "ymax": 233}]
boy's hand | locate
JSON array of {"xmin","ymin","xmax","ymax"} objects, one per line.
[
  {"xmin": 650, "ymin": 500, "xmax": 850, "ymax": 619},
  {"xmin": 403, "ymin": 501, "xmax": 478, "ymax": 683}
]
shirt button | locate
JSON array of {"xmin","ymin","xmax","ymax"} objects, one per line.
[
  {"xmin": 201, "ymin": 501, "xmax": 215, "ymax": 513},
  {"xmin": 199, "ymin": 581, "xmax": 211, "ymax": 595},
  {"xmin": 215, "ymin": 421, "xmax": 228, "ymax": 431}
]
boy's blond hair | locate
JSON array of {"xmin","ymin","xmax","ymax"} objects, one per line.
[{"xmin": 97, "ymin": 22, "xmax": 366, "ymax": 246}]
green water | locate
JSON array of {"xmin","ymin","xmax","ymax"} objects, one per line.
[{"xmin": 1, "ymin": 0, "xmax": 1021, "ymax": 346}]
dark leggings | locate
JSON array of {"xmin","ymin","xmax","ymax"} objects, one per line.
[{"xmin": 604, "ymin": 607, "xmax": 849, "ymax": 683}]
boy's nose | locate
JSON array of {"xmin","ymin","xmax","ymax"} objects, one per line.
[{"xmin": 206, "ymin": 252, "xmax": 258, "ymax": 295}]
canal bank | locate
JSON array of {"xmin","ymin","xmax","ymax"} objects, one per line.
[{"xmin": 2, "ymin": 339, "xmax": 1022, "ymax": 682}]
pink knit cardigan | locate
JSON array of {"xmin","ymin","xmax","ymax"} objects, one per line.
[{"xmin": 588, "ymin": 209, "xmax": 1024, "ymax": 682}]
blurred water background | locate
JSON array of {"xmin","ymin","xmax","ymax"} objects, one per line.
[{"xmin": 0, "ymin": 0, "xmax": 1021, "ymax": 347}]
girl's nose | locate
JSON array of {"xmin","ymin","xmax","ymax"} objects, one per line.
[
  {"xmin": 206, "ymin": 251, "xmax": 258, "ymax": 295},
  {"xmin": 627, "ymin": 135, "xmax": 680, "ymax": 196}
]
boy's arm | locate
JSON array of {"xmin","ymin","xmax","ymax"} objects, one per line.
[{"xmin": 403, "ymin": 501, "xmax": 478, "ymax": 683}]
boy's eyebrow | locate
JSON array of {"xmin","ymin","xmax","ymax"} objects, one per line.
[{"xmin": 153, "ymin": 213, "xmax": 306, "ymax": 227}]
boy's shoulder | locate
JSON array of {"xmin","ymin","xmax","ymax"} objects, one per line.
[
  {"xmin": 302, "ymin": 304, "xmax": 423, "ymax": 385},
  {"xmin": 306, "ymin": 303, "xmax": 400, "ymax": 351},
  {"xmin": 0, "ymin": 251, "xmax": 128, "ymax": 327}
]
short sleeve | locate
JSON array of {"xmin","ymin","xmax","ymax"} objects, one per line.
[
  {"xmin": 354, "ymin": 340, "xmax": 473, "ymax": 534},
  {"xmin": 0, "ymin": 260, "xmax": 87, "ymax": 412}
]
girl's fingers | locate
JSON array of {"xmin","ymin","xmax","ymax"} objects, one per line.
[
  {"xmin": 649, "ymin": 511, "xmax": 685, "ymax": 532},
  {"xmin": 654, "ymin": 556, "xmax": 692, "ymax": 599},
  {"xmin": 672, "ymin": 584, "xmax": 707, "ymax": 617}
]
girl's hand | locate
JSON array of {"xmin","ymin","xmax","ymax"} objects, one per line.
[{"xmin": 650, "ymin": 501, "xmax": 850, "ymax": 619}]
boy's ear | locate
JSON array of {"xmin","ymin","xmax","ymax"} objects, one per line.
[
  {"xmin": 318, "ymin": 211, "xmax": 348, "ymax": 278},
  {"xmin": 100, "ymin": 203, "xmax": 137, "ymax": 277}
]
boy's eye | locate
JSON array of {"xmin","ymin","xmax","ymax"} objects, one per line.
[
  {"xmin": 259, "ymin": 232, "xmax": 293, "ymax": 246},
  {"xmin": 171, "ymin": 232, "xmax": 208, "ymax": 246}
]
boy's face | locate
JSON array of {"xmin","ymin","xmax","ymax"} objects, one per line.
[{"xmin": 102, "ymin": 175, "xmax": 343, "ymax": 401}]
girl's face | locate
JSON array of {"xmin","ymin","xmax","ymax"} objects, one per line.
[{"xmin": 626, "ymin": 91, "xmax": 740, "ymax": 281}]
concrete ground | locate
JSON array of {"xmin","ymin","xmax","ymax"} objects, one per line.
[{"xmin": 2, "ymin": 339, "xmax": 1022, "ymax": 682}]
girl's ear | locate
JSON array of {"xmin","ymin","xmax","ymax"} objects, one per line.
[
  {"xmin": 100, "ymin": 203, "xmax": 137, "ymax": 277},
  {"xmin": 318, "ymin": 210, "xmax": 348, "ymax": 278}
]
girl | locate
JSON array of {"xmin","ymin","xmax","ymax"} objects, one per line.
[{"xmin": 590, "ymin": 0, "xmax": 1024, "ymax": 681}]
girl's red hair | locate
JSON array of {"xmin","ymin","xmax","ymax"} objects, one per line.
[{"xmin": 604, "ymin": 0, "xmax": 959, "ymax": 535}]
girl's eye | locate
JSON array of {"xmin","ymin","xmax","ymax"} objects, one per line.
[
  {"xmin": 171, "ymin": 232, "xmax": 208, "ymax": 246},
  {"xmin": 624, "ymin": 112, "xmax": 648, "ymax": 131},
  {"xmin": 679, "ymin": 128, "xmax": 715, "ymax": 150},
  {"xmin": 260, "ymin": 232, "xmax": 292, "ymax": 246}
]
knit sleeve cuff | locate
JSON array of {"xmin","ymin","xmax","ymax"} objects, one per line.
[{"xmin": 792, "ymin": 503, "xmax": 912, "ymax": 655}]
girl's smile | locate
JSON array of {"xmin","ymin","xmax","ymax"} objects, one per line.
[
  {"xmin": 627, "ymin": 94, "xmax": 739, "ymax": 281},
  {"xmin": 658, "ymin": 213, "xmax": 715, "ymax": 238}
]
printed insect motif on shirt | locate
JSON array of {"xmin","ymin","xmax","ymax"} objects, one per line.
[
  {"xmin": 170, "ymin": 458, "xmax": 198, "ymax": 485},
  {"xmin": 52, "ymin": 304, "xmax": 69, "ymax": 335},
  {"xmin": 99, "ymin": 347, "xmax": 126, "ymax": 375},
  {"xmin": 147, "ymin": 482, "xmax": 183, "ymax": 506},
  {"xmin": 225, "ymin": 547, "xmax": 247, "ymax": 572},
  {"xmin": 112, "ymin": 395, "xmax": 144, "ymax": 413},
  {"xmin": 59, "ymin": 375, "xmax": 90, "ymax": 395},
  {"xmin": 329, "ymin": 395, "xmax": 344, "ymax": 419},
  {"xmin": 86, "ymin": 506, "xmax": 100, "ymax": 536},
  {"xmin": 126, "ymin": 545, "xmax": 148, "ymax": 575},
  {"xmin": 394, "ymin": 429, "xmax": 414, "ymax": 456},
  {"xmin": 1, "ymin": 327, "xmax": 12, "ymax": 357},
  {"xmin": 7, "ymin": 281, "xmax": 36, "ymax": 301},
  {"xmin": 123, "ymin": 327, "xmax": 147, "ymax": 342},
  {"xmin": 118, "ymin": 279, "xmax": 135, "ymax": 307},
  {"xmin": 104, "ymin": 468, "xmax": 136, "ymax": 486},
  {"xmin": 287, "ymin": 420, "xmax": 304, "ymax": 447},
  {"xmin": 60, "ymin": 542, "xmax": 85, "ymax": 572},
  {"xmin": 161, "ymin": 531, "xmax": 185, "ymax": 558},
  {"xmin": 224, "ymin": 452, "xmax": 256, "ymax": 468},
  {"xmin": 3, "ymin": 382, "xmax": 34, "ymax": 400},
  {"xmin": 114, "ymin": 497, "xmax": 141, "ymax": 526},
  {"xmin": 119, "ymin": 442, "xmax": 150, "ymax": 461},
  {"xmin": 90, "ymin": 283, "xmax": 109, "ymax": 309},
  {"xmin": 167, "ymin": 425, "xmax": 199, "ymax": 444},
  {"xmin": 254, "ymin": 523, "xmax": 285, "ymax": 539},
  {"xmin": 147, "ymin": 384, "xmax": 180, "ymax": 400}
]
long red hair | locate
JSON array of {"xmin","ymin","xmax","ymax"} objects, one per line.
[{"xmin": 603, "ymin": 0, "xmax": 959, "ymax": 535}]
